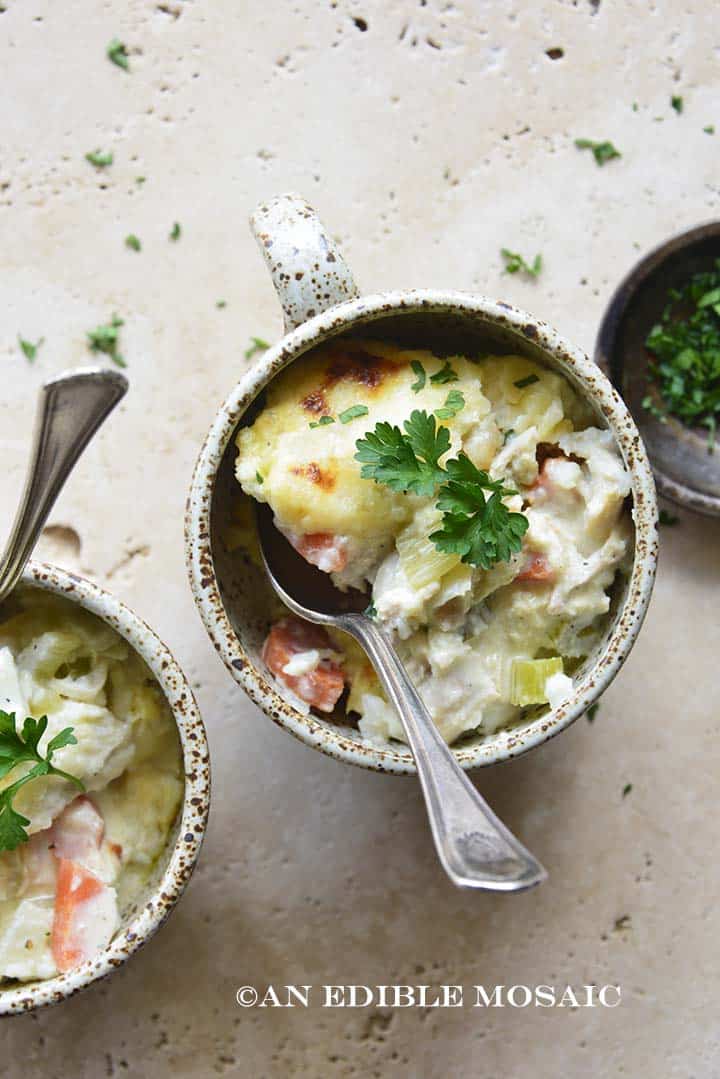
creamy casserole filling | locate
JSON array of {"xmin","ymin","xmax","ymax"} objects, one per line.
[
  {"xmin": 0, "ymin": 591, "xmax": 183, "ymax": 982},
  {"xmin": 236, "ymin": 339, "xmax": 632, "ymax": 746}
]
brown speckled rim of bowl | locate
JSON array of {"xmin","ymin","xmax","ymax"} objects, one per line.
[
  {"xmin": 185, "ymin": 289, "xmax": 658, "ymax": 776},
  {"xmin": 0, "ymin": 561, "xmax": 211, "ymax": 1016}
]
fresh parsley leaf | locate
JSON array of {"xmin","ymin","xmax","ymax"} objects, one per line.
[
  {"xmin": 309, "ymin": 415, "xmax": 335, "ymax": 428},
  {"xmin": 255, "ymin": 471, "xmax": 264, "ymax": 485},
  {"xmin": 125, "ymin": 234, "xmax": 141, "ymax": 252},
  {"xmin": 18, "ymin": 335, "xmax": 43, "ymax": 362},
  {"xmin": 501, "ymin": 249, "xmax": 543, "ymax": 278},
  {"xmin": 658, "ymin": 508, "xmax": 679, "ymax": 526},
  {"xmin": 671, "ymin": 95, "xmax": 683, "ymax": 114},
  {"xmin": 0, "ymin": 710, "xmax": 84, "ymax": 851},
  {"xmin": 216, "ymin": 299, "xmax": 227, "ymax": 308},
  {"xmin": 429, "ymin": 453, "xmax": 528, "ymax": 570},
  {"xmin": 85, "ymin": 149, "xmax": 113, "ymax": 168},
  {"xmin": 622, "ymin": 782, "xmax": 633, "ymax": 797},
  {"xmin": 107, "ymin": 37, "xmax": 129, "ymax": 71},
  {"xmin": 244, "ymin": 336, "xmax": 269, "ymax": 360},
  {"xmin": 339, "ymin": 404, "xmax": 370, "ymax": 424},
  {"xmin": 429, "ymin": 360, "xmax": 458, "ymax": 385},
  {"xmin": 514, "ymin": 373, "xmax": 540, "ymax": 389},
  {"xmin": 704, "ymin": 125, "xmax": 715, "ymax": 135},
  {"xmin": 574, "ymin": 138, "xmax": 621, "ymax": 166},
  {"xmin": 434, "ymin": 389, "xmax": 465, "ymax": 420},
  {"xmin": 87, "ymin": 315, "xmax": 126, "ymax": 368},
  {"xmin": 363, "ymin": 602, "xmax": 377, "ymax": 619},
  {"xmin": 410, "ymin": 359, "xmax": 426, "ymax": 392},
  {"xmin": 355, "ymin": 409, "xmax": 450, "ymax": 497},
  {"xmin": 645, "ymin": 259, "xmax": 720, "ymax": 453},
  {"xmin": 169, "ymin": 221, "xmax": 181, "ymax": 242}
]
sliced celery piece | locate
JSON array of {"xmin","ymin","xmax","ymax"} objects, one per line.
[{"xmin": 510, "ymin": 657, "xmax": 563, "ymax": 707}]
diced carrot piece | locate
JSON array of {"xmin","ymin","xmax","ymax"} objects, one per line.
[
  {"xmin": 516, "ymin": 552, "xmax": 555, "ymax": 582},
  {"xmin": 51, "ymin": 859, "xmax": 118, "ymax": 972},
  {"xmin": 263, "ymin": 617, "xmax": 345, "ymax": 713},
  {"xmin": 293, "ymin": 532, "xmax": 348, "ymax": 573}
]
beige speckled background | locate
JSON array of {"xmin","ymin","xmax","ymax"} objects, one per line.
[{"xmin": 2, "ymin": 0, "xmax": 719, "ymax": 1075}]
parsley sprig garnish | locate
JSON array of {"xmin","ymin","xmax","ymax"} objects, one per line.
[
  {"xmin": 355, "ymin": 410, "xmax": 528, "ymax": 569},
  {"xmin": 356, "ymin": 410, "xmax": 449, "ymax": 497},
  {"xmin": 430, "ymin": 454, "xmax": 529, "ymax": 570},
  {"xmin": 0, "ymin": 711, "xmax": 84, "ymax": 851},
  {"xmin": 501, "ymin": 249, "xmax": 542, "ymax": 278},
  {"xmin": 644, "ymin": 259, "xmax": 720, "ymax": 452},
  {"xmin": 574, "ymin": 138, "xmax": 621, "ymax": 166}
]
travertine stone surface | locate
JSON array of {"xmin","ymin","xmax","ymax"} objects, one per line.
[{"xmin": 1, "ymin": 0, "xmax": 718, "ymax": 1074}]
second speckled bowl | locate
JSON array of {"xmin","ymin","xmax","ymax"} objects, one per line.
[{"xmin": 0, "ymin": 562, "xmax": 210, "ymax": 1016}]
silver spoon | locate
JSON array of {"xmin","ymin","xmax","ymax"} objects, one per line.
[
  {"xmin": 255, "ymin": 504, "xmax": 547, "ymax": 893},
  {"xmin": 0, "ymin": 367, "xmax": 128, "ymax": 604}
]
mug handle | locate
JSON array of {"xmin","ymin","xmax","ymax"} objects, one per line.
[{"xmin": 251, "ymin": 193, "xmax": 360, "ymax": 333}]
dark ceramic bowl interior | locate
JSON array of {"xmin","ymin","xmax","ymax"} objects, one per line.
[{"xmin": 595, "ymin": 221, "xmax": 720, "ymax": 516}]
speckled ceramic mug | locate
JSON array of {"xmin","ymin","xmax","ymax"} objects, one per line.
[
  {"xmin": 186, "ymin": 192, "xmax": 658, "ymax": 775},
  {"xmin": 0, "ymin": 562, "xmax": 210, "ymax": 1016}
]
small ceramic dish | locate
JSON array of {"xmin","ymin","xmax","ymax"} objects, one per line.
[
  {"xmin": 595, "ymin": 221, "xmax": 720, "ymax": 516},
  {"xmin": 0, "ymin": 562, "xmax": 210, "ymax": 1016},
  {"xmin": 186, "ymin": 193, "xmax": 658, "ymax": 776}
]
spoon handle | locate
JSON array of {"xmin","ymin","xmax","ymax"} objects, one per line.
[
  {"xmin": 0, "ymin": 368, "xmax": 128, "ymax": 604},
  {"xmin": 345, "ymin": 616, "xmax": 547, "ymax": 892}
]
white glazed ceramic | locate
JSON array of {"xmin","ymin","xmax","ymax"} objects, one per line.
[
  {"xmin": 0, "ymin": 562, "xmax": 210, "ymax": 1015},
  {"xmin": 186, "ymin": 192, "xmax": 658, "ymax": 775}
]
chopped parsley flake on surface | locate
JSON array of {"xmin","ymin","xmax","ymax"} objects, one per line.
[
  {"xmin": 622, "ymin": 783, "xmax": 633, "ymax": 798},
  {"xmin": 87, "ymin": 314, "xmax": 126, "ymax": 367},
  {"xmin": 410, "ymin": 359, "xmax": 427, "ymax": 392},
  {"xmin": 574, "ymin": 138, "xmax": 622, "ymax": 166},
  {"xmin": 514, "ymin": 373, "xmax": 540, "ymax": 389},
  {"xmin": 339, "ymin": 404, "xmax": 370, "ymax": 424},
  {"xmin": 244, "ymin": 336, "xmax": 269, "ymax": 360},
  {"xmin": 671, "ymin": 95, "xmax": 684, "ymax": 114},
  {"xmin": 309, "ymin": 415, "xmax": 335, "ymax": 428},
  {"xmin": 85, "ymin": 149, "xmax": 114, "ymax": 168},
  {"xmin": 501, "ymin": 248, "xmax": 542, "ymax": 278},
  {"xmin": 429, "ymin": 360, "xmax": 459, "ymax": 385},
  {"xmin": 18, "ymin": 335, "xmax": 43, "ymax": 362},
  {"xmin": 107, "ymin": 37, "xmax": 130, "ymax": 70},
  {"xmin": 169, "ymin": 221, "xmax": 181, "ymax": 242},
  {"xmin": 216, "ymin": 299, "xmax": 227, "ymax": 308},
  {"xmin": 125, "ymin": 234, "xmax": 141, "ymax": 251},
  {"xmin": 704, "ymin": 125, "xmax": 715, "ymax": 135},
  {"xmin": 586, "ymin": 702, "xmax": 600, "ymax": 723},
  {"xmin": 255, "ymin": 471, "xmax": 264, "ymax": 485},
  {"xmin": 659, "ymin": 508, "xmax": 679, "ymax": 526},
  {"xmin": 644, "ymin": 259, "xmax": 720, "ymax": 453}
]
